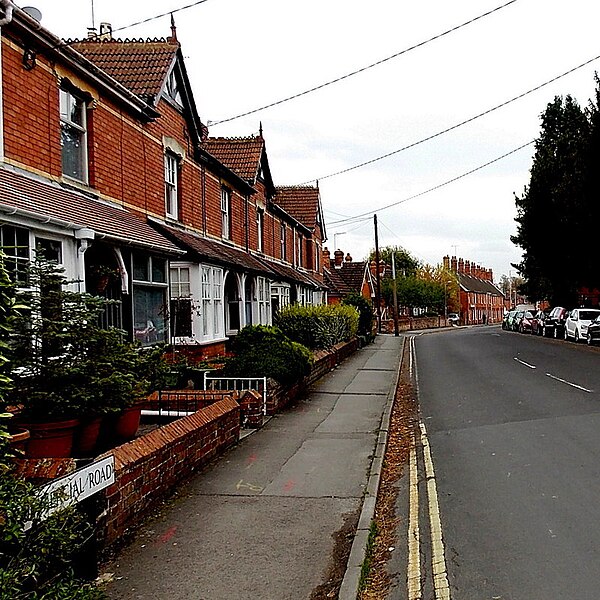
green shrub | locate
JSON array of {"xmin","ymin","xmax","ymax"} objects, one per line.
[
  {"xmin": 274, "ymin": 303, "xmax": 359, "ymax": 349},
  {"xmin": 223, "ymin": 325, "xmax": 312, "ymax": 386},
  {"xmin": 342, "ymin": 292, "xmax": 374, "ymax": 337}
]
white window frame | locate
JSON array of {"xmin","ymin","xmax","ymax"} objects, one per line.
[
  {"xmin": 256, "ymin": 208, "xmax": 264, "ymax": 252},
  {"xmin": 170, "ymin": 264, "xmax": 193, "ymax": 339},
  {"xmin": 60, "ymin": 87, "xmax": 88, "ymax": 183},
  {"xmin": 165, "ymin": 152, "xmax": 179, "ymax": 219},
  {"xmin": 280, "ymin": 222, "xmax": 286, "ymax": 261},
  {"xmin": 200, "ymin": 265, "xmax": 225, "ymax": 341},
  {"xmin": 257, "ymin": 276, "xmax": 271, "ymax": 325},
  {"xmin": 221, "ymin": 187, "xmax": 231, "ymax": 240}
]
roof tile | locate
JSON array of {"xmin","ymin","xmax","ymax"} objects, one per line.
[{"xmin": 202, "ymin": 137, "xmax": 263, "ymax": 182}]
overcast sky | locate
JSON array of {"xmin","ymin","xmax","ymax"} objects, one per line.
[{"xmin": 19, "ymin": 0, "xmax": 600, "ymax": 281}]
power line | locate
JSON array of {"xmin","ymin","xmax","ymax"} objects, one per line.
[
  {"xmin": 302, "ymin": 52, "xmax": 600, "ymax": 184},
  {"xmin": 209, "ymin": 0, "xmax": 518, "ymax": 126},
  {"xmin": 326, "ymin": 141, "xmax": 534, "ymax": 226}
]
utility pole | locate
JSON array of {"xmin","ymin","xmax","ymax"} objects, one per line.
[
  {"xmin": 374, "ymin": 214, "xmax": 382, "ymax": 334},
  {"xmin": 391, "ymin": 250, "xmax": 399, "ymax": 336}
]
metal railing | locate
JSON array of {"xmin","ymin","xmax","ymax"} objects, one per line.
[{"xmin": 203, "ymin": 374, "xmax": 268, "ymax": 416}]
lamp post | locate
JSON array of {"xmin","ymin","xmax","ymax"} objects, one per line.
[{"xmin": 444, "ymin": 280, "xmax": 448, "ymax": 322}]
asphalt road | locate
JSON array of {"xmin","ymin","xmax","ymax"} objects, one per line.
[{"xmin": 413, "ymin": 325, "xmax": 600, "ymax": 599}]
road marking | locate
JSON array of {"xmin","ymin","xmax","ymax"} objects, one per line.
[
  {"xmin": 420, "ymin": 421, "xmax": 451, "ymax": 600},
  {"xmin": 514, "ymin": 357, "xmax": 536, "ymax": 369},
  {"xmin": 545, "ymin": 373, "xmax": 593, "ymax": 393},
  {"xmin": 407, "ymin": 434, "xmax": 421, "ymax": 600}
]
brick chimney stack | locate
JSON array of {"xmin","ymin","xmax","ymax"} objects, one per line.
[
  {"xmin": 458, "ymin": 257, "xmax": 464, "ymax": 273},
  {"xmin": 465, "ymin": 260, "xmax": 471, "ymax": 275},
  {"xmin": 451, "ymin": 256, "xmax": 458, "ymax": 272},
  {"xmin": 443, "ymin": 255, "xmax": 450, "ymax": 270},
  {"xmin": 333, "ymin": 250, "xmax": 344, "ymax": 269},
  {"xmin": 322, "ymin": 247, "xmax": 330, "ymax": 265}
]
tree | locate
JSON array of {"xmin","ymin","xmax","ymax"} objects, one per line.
[
  {"xmin": 368, "ymin": 245, "xmax": 420, "ymax": 278},
  {"xmin": 511, "ymin": 94, "xmax": 591, "ymax": 305}
]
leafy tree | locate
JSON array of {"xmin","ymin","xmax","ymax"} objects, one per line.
[
  {"xmin": 342, "ymin": 292, "xmax": 373, "ymax": 337},
  {"xmin": 368, "ymin": 246, "xmax": 420, "ymax": 278},
  {"xmin": 511, "ymin": 94, "xmax": 591, "ymax": 305}
]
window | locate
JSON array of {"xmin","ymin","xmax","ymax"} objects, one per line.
[
  {"xmin": 132, "ymin": 253, "xmax": 168, "ymax": 346},
  {"xmin": 165, "ymin": 67, "xmax": 182, "ymax": 106},
  {"xmin": 280, "ymin": 223, "xmax": 287, "ymax": 261},
  {"xmin": 256, "ymin": 209, "xmax": 264, "ymax": 252},
  {"xmin": 271, "ymin": 284, "xmax": 290, "ymax": 317},
  {"xmin": 0, "ymin": 224, "xmax": 30, "ymax": 284},
  {"xmin": 221, "ymin": 187, "xmax": 231, "ymax": 239},
  {"xmin": 201, "ymin": 265, "xmax": 224, "ymax": 339},
  {"xmin": 60, "ymin": 87, "xmax": 87, "ymax": 182},
  {"xmin": 170, "ymin": 266, "xmax": 192, "ymax": 338},
  {"xmin": 257, "ymin": 276, "xmax": 270, "ymax": 324},
  {"xmin": 164, "ymin": 153, "xmax": 179, "ymax": 219},
  {"xmin": 295, "ymin": 232, "xmax": 303, "ymax": 267}
]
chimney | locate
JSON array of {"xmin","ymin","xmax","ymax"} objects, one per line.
[
  {"xmin": 322, "ymin": 247, "xmax": 331, "ymax": 265},
  {"xmin": 457, "ymin": 257, "xmax": 463, "ymax": 273},
  {"xmin": 333, "ymin": 250, "xmax": 344, "ymax": 268},
  {"xmin": 345, "ymin": 253, "xmax": 352, "ymax": 263},
  {"xmin": 443, "ymin": 255, "xmax": 450, "ymax": 270},
  {"xmin": 465, "ymin": 261, "xmax": 471, "ymax": 275},
  {"xmin": 87, "ymin": 27, "xmax": 97, "ymax": 39},
  {"xmin": 488, "ymin": 268, "xmax": 493, "ymax": 282},
  {"xmin": 451, "ymin": 256, "xmax": 458, "ymax": 272},
  {"xmin": 99, "ymin": 22, "xmax": 112, "ymax": 41}
]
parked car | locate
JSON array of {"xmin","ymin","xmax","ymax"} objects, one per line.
[
  {"xmin": 564, "ymin": 308, "xmax": 600, "ymax": 342},
  {"xmin": 531, "ymin": 309, "xmax": 549, "ymax": 336},
  {"xmin": 517, "ymin": 310, "xmax": 536, "ymax": 333},
  {"xmin": 511, "ymin": 310, "xmax": 524, "ymax": 332},
  {"xmin": 543, "ymin": 306, "xmax": 570, "ymax": 338},
  {"xmin": 502, "ymin": 310, "xmax": 517, "ymax": 331},
  {"xmin": 587, "ymin": 315, "xmax": 600, "ymax": 345},
  {"xmin": 448, "ymin": 313, "xmax": 460, "ymax": 325}
]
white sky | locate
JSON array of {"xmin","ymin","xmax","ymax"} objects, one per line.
[{"xmin": 19, "ymin": 0, "xmax": 600, "ymax": 281}]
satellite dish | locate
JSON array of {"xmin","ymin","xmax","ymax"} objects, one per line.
[{"xmin": 22, "ymin": 6, "xmax": 42, "ymax": 22}]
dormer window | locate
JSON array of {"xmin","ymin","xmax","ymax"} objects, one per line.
[{"xmin": 165, "ymin": 67, "xmax": 182, "ymax": 106}]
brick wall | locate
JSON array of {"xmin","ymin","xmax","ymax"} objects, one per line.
[
  {"xmin": 381, "ymin": 316, "xmax": 448, "ymax": 333},
  {"xmin": 100, "ymin": 397, "xmax": 240, "ymax": 549},
  {"xmin": 266, "ymin": 338, "xmax": 359, "ymax": 414}
]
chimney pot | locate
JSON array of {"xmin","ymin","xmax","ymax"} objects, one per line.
[
  {"xmin": 333, "ymin": 250, "xmax": 344, "ymax": 268},
  {"xmin": 99, "ymin": 22, "xmax": 112, "ymax": 41},
  {"xmin": 345, "ymin": 253, "xmax": 352, "ymax": 263}
]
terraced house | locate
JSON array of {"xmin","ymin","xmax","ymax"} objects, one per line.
[{"xmin": 0, "ymin": 6, "xmax": 326, "ymax": 359}]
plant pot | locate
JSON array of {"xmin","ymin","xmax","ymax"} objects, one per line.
[
  {"xmin": 73, "ymin": 416, "xmax": 102, "ymax": 457},
  {"xmin": 114, "ymin": 405, "xmax": 142, "ymax": 441},
  {"xmin": 8, "ymin": 427, "xmax": 30, "ymax": 453},
  {"xmin": 20, "ymin": 418, "xmax": 80, "ymax": 458}
]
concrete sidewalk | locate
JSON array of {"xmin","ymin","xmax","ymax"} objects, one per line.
[{"xmin": 104, "ymin": 334, "xmax": 403, "ymax": 600}]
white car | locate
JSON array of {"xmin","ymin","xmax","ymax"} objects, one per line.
[
  {"xmin": 564, "ymin": 308, "xmax": 600, "ymax": 342},
  {"xmin": 448, "ymin": 313, "xmax": 460, "ymax": 325}
]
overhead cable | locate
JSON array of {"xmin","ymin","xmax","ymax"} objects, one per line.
[
  {"xmin": 209, "ymin": 0, "xmax": 518, "ymax": 125},
  {"xmin": 326, "ymin": 141, "xmax": 534, "ymax": 226},
  {"xmin": 304, "ymin": 53, "xmax": 600, "ymax": 184}
]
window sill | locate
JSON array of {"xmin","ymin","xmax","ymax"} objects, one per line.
[{"xmin": 171, "ymin": 336, "xmax": 229, "ymax": 346}]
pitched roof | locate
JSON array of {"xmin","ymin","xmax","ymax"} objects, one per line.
[
  {"xmin": 71, "ymin": 38, "xmax": 178, "ymax": 102},
  {"xmin": 152, "ymin": 222, "xmax": 270, "ymax": 274},
  {"xmin": 274, "ymin": 186, "xmax": 320, "ymax": 230},
  {"xmin": 325, "ymin": 260, "xmax": 372, "ymax": 297},
  {"xmin": 324, "ymin": 267, "xmax": 351, "ymax": 298},
  {"xmin": 202, "ymin": 137, "xmax": 264, "ymax": 182},
  {"xmin": 0, "ymin": 167, "xmax": 181, "ymax": 254},
  {"xmin": 457, "ymin": 272, "xmax": 504, "ymax": 296}
]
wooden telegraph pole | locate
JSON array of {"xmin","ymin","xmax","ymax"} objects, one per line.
[{"xmin": 374, "ymin": 214, "xmax": 382, "ymax": 334}]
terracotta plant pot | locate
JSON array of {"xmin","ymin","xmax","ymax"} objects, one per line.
[
  {"xmin": 114, "ymin": 405, "xmax": 142, "ymax": 441},
  {"xmin": 8, "ymin": 427, "xmax": 30, "ymax": 453},
  {"xmin": 20, "ymin": 418, "xmax": 79, "ymax": 458},
  {"xmin": 73, "ymin": 416, "xmax": 103, "ymax": 456}
]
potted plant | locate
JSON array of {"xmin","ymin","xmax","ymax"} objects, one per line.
[{"xmin": 7, "ymin": 257, "xmax": 149, "ymax": 456}]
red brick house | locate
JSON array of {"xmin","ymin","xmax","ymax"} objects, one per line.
[
  {"xmin": 323, "ymin": 249, "xmax": 376, "ymax": 304},
  {"xmin": 0, "ymin": 9, "xmax": 326, "ymax": 359},
  {"xmin": 444, "ymin": 256, "xmax": 505, "ymax": 324}
]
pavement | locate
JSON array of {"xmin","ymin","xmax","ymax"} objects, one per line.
[{"xmin": 104, "ymin": 334, "xmax": 403, "ymax": 600}]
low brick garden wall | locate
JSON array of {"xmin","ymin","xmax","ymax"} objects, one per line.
[
  {"xmin": 381, "ymin": 316, "xmax": 449, "ymax": 333},
  {"xmin": 266, "ymin": 337, "xmax": 359, "ymax": 414},
  {"xmin": 100, "ymin": 396, "xmax": 240, "ymax": 549}
]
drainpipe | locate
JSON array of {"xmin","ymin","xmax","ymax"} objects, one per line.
[{"xmin": 0, "ymin": 1, "xmax": 15, "ymax": 162}]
